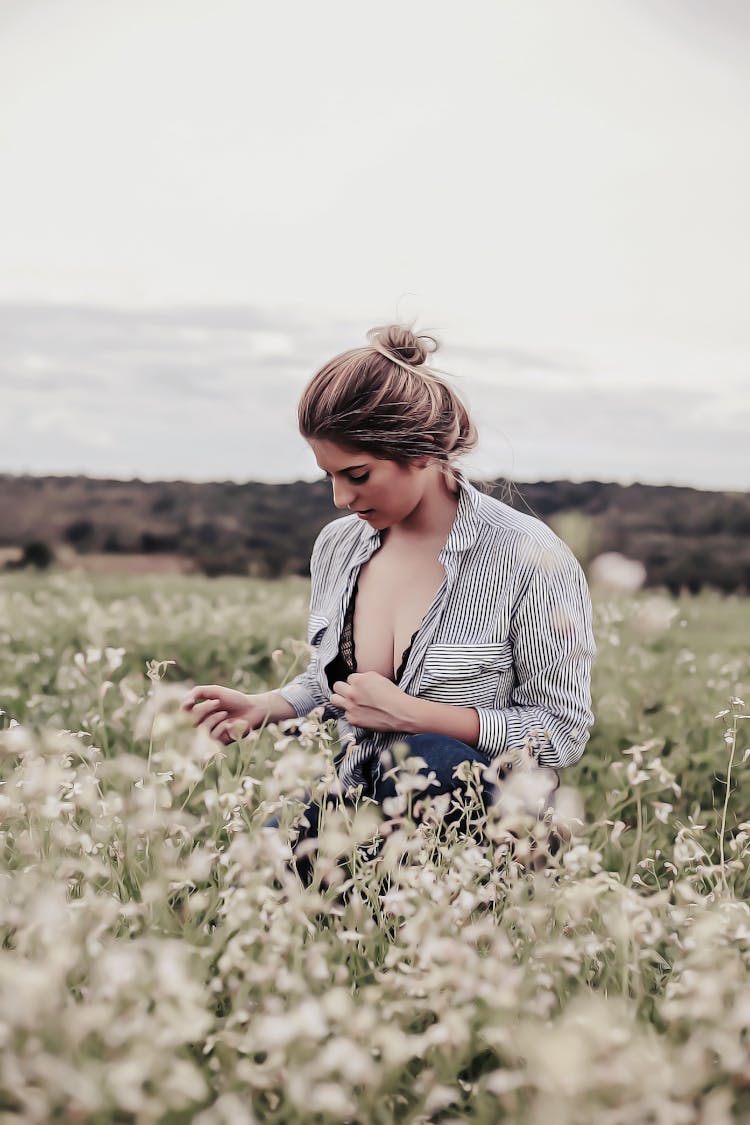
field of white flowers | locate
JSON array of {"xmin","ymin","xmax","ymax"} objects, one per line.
[{"xmin": 1, "ymin": 570, "xmax": 748, "ymax": 1124}]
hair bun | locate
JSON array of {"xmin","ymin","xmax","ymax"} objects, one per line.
[{"xmin": 366, "ymin": 324, "xmax": 439, "ymax": 368}]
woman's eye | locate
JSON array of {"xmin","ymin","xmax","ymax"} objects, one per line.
[{"xmin": 324, "ymin": 472, "xmax": 369, "ymax": 483}]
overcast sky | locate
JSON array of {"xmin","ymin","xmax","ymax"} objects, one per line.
[{"xmin": 1, "ymin": 0, "xmax": 747, "ymax": 489}]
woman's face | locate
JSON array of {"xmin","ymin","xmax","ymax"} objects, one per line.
[{"xmin": 308, "ymin": 438, "xmax": 431, "ymax": 529}]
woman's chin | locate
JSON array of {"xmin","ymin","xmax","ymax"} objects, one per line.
[{"xmin": 354, "ymin": 507, "xmax": 390, "ymax": 528}]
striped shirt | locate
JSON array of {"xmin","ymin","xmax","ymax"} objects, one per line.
[{"xmin": 276, "ymin": 467, "xmax": 596, "ymax": 797}]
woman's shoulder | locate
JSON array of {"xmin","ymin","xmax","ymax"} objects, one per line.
[
  {"xmin": 474, "ymin": 492, "xmax": 584, "ymax": 598},
  {"xmin": 474, "ymin": 491, "xmax": 582, "ymax": 575},
  {"xmin": 311, "ymin": 514, "xmax": 361, "ymax": 562}
]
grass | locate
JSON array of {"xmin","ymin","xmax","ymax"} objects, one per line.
[{"xmin": 0, "ymin": 569, "xmax": 748, "ymax": 1122}]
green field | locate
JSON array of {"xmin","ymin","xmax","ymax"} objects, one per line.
[{"xmin": 1, "ymin": 571, "xmax": 748, "ymax": 1122}]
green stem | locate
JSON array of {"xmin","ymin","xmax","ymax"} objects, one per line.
[
  {"xmin": 626, "ymin": 791, "xmax": 643, "ymax": 886},
  {"xmin": 718, "ymin": 709, "xmax": 738, "ymax": 893}
]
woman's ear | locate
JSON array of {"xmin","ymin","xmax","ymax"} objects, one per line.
[
  {"xmin": 414, "ymin": 434, "xmax": 437, "ymax": 470},
  {"xmin": 438, "ymin": 461, "xmax": 459, "ymax": 493}
]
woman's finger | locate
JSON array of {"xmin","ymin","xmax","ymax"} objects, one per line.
[
  {"xmin": 217, "ymin": 717, "xmax": 246, "ymax": 739},
  {"xmin": 204, "ymin": 710, "xmax": 229, "ymax": 735},
  {"xmin": 181, "ymin": 686, "xmax": 222, "ymax": 711},
  {"xmin": 189, "ymin": 698, "xmax": 223, "ymax": 725},
  {"xmin": 182, "ymin": 690, "xmax": 209, "ymax": 712},
  {"xmin": 214, "ymin": 718, "xmax": 248, "ymax": 743}
]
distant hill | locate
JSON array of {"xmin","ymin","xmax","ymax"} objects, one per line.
[{"xmin": 1, "ymin": 473, "xmax": 747, "ymax": 593}]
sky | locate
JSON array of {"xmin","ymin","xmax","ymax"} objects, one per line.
[{"xmin": 1, "ymin": 0, "xmax": 748, "ymax": 490}]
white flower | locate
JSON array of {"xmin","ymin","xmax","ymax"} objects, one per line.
[
  {"xmin": 626, "ymin": 762, "xmax": 650, "ymax": 786},
  {"xmin": 633, "ymin": 595, "xmax": 679, "ymax": 637},
  {"xmin": 134, "ymin": 682, "xmax": 190, "ymax": 741},
  {"xmin": 589, "ymin": 552, "xmax": 647, "ymax": 594},
  {"xmin": 610, "ymin": 820, "xmax": 628, "ymax": 844},
  {"xmin": 145, "ymin": 658, "xmax": 177, "ymax": 683},
  {"xmin": 104, "ymin": 646, "xmax": 126, "ymax": 672}
]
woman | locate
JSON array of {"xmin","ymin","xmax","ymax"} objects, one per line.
[{"xmin": 182, "ymin": 324, "xmax": 596, "ymax": 877}]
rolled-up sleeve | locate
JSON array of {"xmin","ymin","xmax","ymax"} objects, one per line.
[
  {"xmin": 473, "ymin": 541, "xmax": 596, "ymax": 770},
  {"xmin": 275, "ymin": 665, "xmax": 327, "ymax": 719}
]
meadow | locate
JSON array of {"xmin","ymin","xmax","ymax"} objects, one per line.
[{"xmin": 0, "ymin": 569, "xmax": 748, "ymax": 1123}]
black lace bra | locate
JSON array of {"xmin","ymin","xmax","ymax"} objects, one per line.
[{"xmin": 324, "ymin": 576, "xmax": 419, "ymax": 691}]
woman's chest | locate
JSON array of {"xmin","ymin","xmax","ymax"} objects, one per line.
[
  {"xmin": 312, "ymin": 537, "xmax": 518, "ymax": 703},
  {"xmin": 353, "ymin": 546, "xmax": 446, "ymax": 682}
]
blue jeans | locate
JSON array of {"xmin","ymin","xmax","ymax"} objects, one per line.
[{"xmin": 263, "ymin": 733, "xmax": 504, "ymax": 887}]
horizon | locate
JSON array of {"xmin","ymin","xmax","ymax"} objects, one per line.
[{"xmin": 1, "ymin": 463, "xmax": 742, "ymax": 498}]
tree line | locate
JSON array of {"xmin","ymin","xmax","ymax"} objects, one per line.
[{"xmin": 0, "ymin": 473, "xmax": 747, "ymax": 593}]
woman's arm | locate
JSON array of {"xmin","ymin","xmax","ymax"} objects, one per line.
[
  {"xmin": 403, "ymin": 542, "xmax": 596, "ymax": 770},
  {"xmin": 253, "ymin": 690, "xmax": 301, "ymax": 723},
  {"xmin": 273, "ymin": 676, "xmax": 328, "ymax": 720},
  {"xmin": 402, "ymin": 697, "xmax": 481, "ymax": 745}
]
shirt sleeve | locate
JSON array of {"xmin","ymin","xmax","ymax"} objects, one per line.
[
  {"xmin": 472, "ymin": 539, "xmax": 596, "ymax": 770},
  {"xmin": 274, "ymin": 524, "xmax": 333, "ymax": 719}
]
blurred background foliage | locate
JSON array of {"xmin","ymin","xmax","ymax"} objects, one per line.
[{"xmin": 1, "ymin": 473, "xmax": 748, "ymax": 592}]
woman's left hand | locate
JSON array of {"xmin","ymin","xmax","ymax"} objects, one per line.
[{"xmin": 330, "ymin": 672, "xmax": 416, "ymax": 733}]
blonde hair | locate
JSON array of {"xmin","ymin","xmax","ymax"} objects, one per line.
[{"xmin": 298, "ymin": 323, "xmax": 478, "ymax": 486}]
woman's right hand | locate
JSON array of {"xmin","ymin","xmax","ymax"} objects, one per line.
[{"xmin": 181, "ymin": 684, "xmax": 269, "ymax": 745}]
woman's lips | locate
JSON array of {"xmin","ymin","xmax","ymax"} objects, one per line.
[{"xmin": 356, "ymin": 509, "xmax": 374, "ymax": 517}]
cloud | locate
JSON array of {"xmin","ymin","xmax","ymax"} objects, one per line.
[
  {"xmin": 0, "ymin": 0, "xmax": 747, "ymax": 367},
  {"xmin": 0, "ymin": 302, "xmax": 745, "ymax": 490},
  {"xmin": 27, "ymin": 407, "xmax": 114, "ymax": 449}
]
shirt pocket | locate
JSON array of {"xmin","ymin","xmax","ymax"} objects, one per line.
[{"xmin": 420, "ymin": 640, "xmax": 514, "ymax": 709}]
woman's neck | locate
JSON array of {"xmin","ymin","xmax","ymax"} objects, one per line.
[{"xmin": 382, "ymin": 466, "xmax": 460, "ymax": 547}]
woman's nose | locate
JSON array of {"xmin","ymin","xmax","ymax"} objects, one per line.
[{"xmin": 331, "ymin": 479, "xmax": 356, "ymax": 509}]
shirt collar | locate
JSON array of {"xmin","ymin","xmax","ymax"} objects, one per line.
[{"xmin": 357, "ymin": 465, "xmax": 481, "ymax": 555}]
